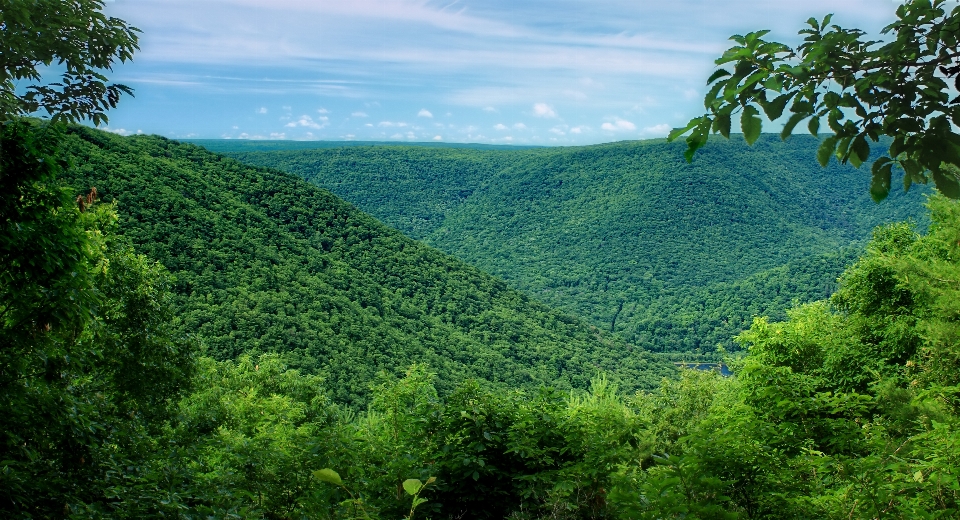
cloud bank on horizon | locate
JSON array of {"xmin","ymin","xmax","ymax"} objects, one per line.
[{"xmin": 102, "ymin": 0, "xmax": 900, "ymax": 145}]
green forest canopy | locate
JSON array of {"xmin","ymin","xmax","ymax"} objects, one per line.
[
  {"xmin": 57, "ymin": 125, "xmax": 674, "ymax": 407},
  {"xmin": 224, "ymin": 136, "xmax": 929, "ymax": 352}
]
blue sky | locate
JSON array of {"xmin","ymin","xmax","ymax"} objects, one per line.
[{"xmin": 98, "ymin": 0, "xmax": 901, "ymax": 145}]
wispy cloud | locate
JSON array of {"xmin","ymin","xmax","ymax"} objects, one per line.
[
  {"xmin": 601, "ymin": 118, "xmax": 636, "ymax": 132},
  {"xmin": 640, "ymin": 123, "xmax": 671, "ymax": 136},
  {"xmin": 101, "ymin": 0, "xmax": 901, "ymax": 144},
  {"xmin": 285, "ymin": 114, "xmax": 327, "ymax": 129},
  {"xmin": 533, "ymin": 103, "xmax": 557, "ymax": 118}
]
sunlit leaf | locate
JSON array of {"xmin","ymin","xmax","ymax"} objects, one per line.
[
  {"xmin": 403, "ymin": 478, "xmax": 424, "ymax": 495},
  {"xmin": 314, "ymin": 468, "xmax": 343, "ymax": 486}
]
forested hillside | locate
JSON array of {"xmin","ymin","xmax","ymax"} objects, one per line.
[
  {"xmin": 225, "ymin": 136, "xmax": 929, "ymax": 351},
  {"xmin": 57, "ymin": 125, "xmax": 670, "ymax": 406}
]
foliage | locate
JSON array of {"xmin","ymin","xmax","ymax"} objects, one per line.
[
  {"xmin": 0, "ymin": 120, "xmax": 193, "ymax": 516},
  {"xmin": 225, "ymin": 137, "xmax": 927, "ymax": 353},
  {"xmin": 0, "ymin": 0, "xmax": 139, "ymax": 124},
  {"xmin": 56, "ymin": 125, "xmax": 675, "ymax": 406},
  {"xmin": 7, "ymin": 122, "xmax": 960, "ymax": 518},
  {"xmin": 618, "ymin": 196, "xmax": 960, "ymax": 518},
  {"xmin": 670, "ymin": 0, "xmax": 960, "ymax": 200}
]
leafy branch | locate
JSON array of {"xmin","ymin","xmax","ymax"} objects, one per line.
[{"xmin": 669, "ymin": 0, "xmax": 960, "ymax": 201}]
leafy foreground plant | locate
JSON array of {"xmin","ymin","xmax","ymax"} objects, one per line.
[
  {"xmin": 671, "ymin": 0, "xmax": 960, "ymax": 200},
  {"xmin": 314, "ymin": 468, "xmax": 436, "ymax": 520}
]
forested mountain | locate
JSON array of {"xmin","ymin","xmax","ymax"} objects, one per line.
[
  {"xmin": 57, "ymin": 125, "xmax": 670, "ymax": 406},
  {"xmin": 224, "ymin": 136, "xmax": 929, "ymax": 351}
]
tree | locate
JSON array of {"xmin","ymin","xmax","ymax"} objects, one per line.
[
  {"xmin": 1, "ymin": 0, "xmax": 139, "ymax": 124},
  {"xmin": 669, "ymin": 0, "xmax": 960, "ymax": 201},
  {"xmin": 0, "ymin": 120, "xmax": 195, "ymax": 515}
]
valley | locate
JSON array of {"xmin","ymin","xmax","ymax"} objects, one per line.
[{"xmin": 221, "ymin": 136, "xmax": 929, "ymax": 353}]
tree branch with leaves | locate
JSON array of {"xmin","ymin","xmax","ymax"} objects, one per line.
[
  {"xmin": 0, "ymin": 0, "xmax": 140, "ymax": 125},
  {"xmin": 669, "ymin": 0, "xmax": 960, "ymax": 201}
]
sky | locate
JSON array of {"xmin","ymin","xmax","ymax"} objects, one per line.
[{"xmin": 96, "ymin": 0, "xmax": 904, "ymax": 145}]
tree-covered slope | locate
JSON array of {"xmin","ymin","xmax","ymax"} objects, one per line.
[
  {"xmin": 57, "ymin": 126, "xmax": 669, "ymax": 406},
  {"xmin": 225, "ymin": 136, "xmax": 929, "ymax": 351}
]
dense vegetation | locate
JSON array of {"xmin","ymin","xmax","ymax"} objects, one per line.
[
  {"xmin": 5, "ymin": 1, "xmax": 959, "ymax": 516},
  {"xmin": 225, "ymin": 137, "xmax": 929, "ymax": 351},
  {"xmin": 55, "ymin": 125, "xmax": 672, "ymax": 406},
  {"xmin": 6, "ymin": 117, "xmax": 956, "ymax": 516}
]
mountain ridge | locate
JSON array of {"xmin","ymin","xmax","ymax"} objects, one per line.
[
  {"xmin": 224, "ymin": 135, "xmax": 930, "ymax": 350},
  {"xmin": 58, "ymin": 126, "xmax": 671, "ymax": 406}
]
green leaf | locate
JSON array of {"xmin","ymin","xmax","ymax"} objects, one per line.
[
  {"xmin": 683, "ymin": 116, "xmax": 712, "ymax": 162},
  {"xmin": 932, "ymin": 167, "xmax": 960, "ymax": 199},
  {"xmin": 901, "ymin": 158, "xmax": 923, "ymax": 182},
  {"xmin": 835, "ymin": 136, "xmax": 853, "ymax": 164},
  {"xmin": 706, "ymin": 68, "xmax": 732, "ymax": 84},
  {"xmin": 817, "ymin": 136, "xmax": 838, "ymax": 167},
  {"xmin": 314, "ymin": 468, "xmax": 343, "ymax": 486},
  {"xmin": 403, "ymin": 478, "xmax": 424, "ymax": 495},
  {"xmin": 780, "ymin": 112, "xmax": 808, "ymax": 140},
  {"xmin": 741, "ymin": 105, "xmax": 762, "ymax": 145},
  {"xmin": 704, "ymin": 80, "xmax": 727, "ymax": 109},
  {"xmin": 760, "ymin": 93, "xmax": 792, "ymax": 120},
  {"xmin": 870, "ymin": 161, "xmax": 893, "ymax": 202},
  {"xmin": 713, "ymin": 113, "xmax": 732, "ymax": 138},
  {"xmin": 849, "ymin": 135, "xmax": 870, "ymax": 169},
  {"xmin": 668, "ymin": 118, "xmax": 700, "ymax": 142},
  {"xmin": 807, "ymin": 117, "xmax": 820, "ymax": 137}
]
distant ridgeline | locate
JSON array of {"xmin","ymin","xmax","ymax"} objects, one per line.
[
  {"xmin": 59, "ymin": 126, "xmax": 673, "ymax": 407},
  {"xmin": 221, "ymin": 136, "xmax": 930, "ymax": 354}
]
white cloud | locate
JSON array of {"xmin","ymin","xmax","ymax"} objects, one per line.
[
  {"xmin": 317, "ymin": 108, "xmax": 329, "ymax": 114},
  {"xmin": 433, "ymin": 135, "xmax": 442, "ymax": 141},
  {"xmin": 418, "ymin": 109, "xmax": 433, "ymax": 118},
  {"xmin": 257, "ymin": 107, "xmax": 268, "ymax": 114},
  {"xmin": 513, "ymin": 122, "xmax": 527, "ymax": 130},
  {"xmin": 104, "ymin": 127, "xmax": 132, "ymax": 136},
  {"xmin": 269, "ymin": 132, "xmax": 286, "ymax": 139},
  {"xmin": 378, "ymin": 121, "xmax": 408, "ymax": 127},
  {"xmin": 483, "ymin": 106, "xmax": 498, "ymax": 113},
  {"xmin": 285, "ymin": 114, "xmax": 326, "ymax": 129},
  {"xmin": 601, "ymin": 118, "xmax": 636, "ymax": 132},
  {"xmin": 533, "ymin": 102, "xmax": 557, "ymax": 118},
  {"xmin": 550, "ymin": 126, "xmax": 566, "ymax": 136},
  {"xmin": 352, "ymin": 111, "xmax": 368, "ymax": 117},
  {"xmin": 641, "ymin": 123, "xmax": 672, "ymax": 136},
  {"xmin": 570, "ymin": 126, "xmax": 587, "ymax": 134},
  {"xmin": 494, "ymin": 123, "xmax": 507, "ymax": 130}
]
